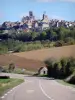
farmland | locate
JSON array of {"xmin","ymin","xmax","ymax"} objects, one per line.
[
  {"xmin": 0, "ymin": 45, "xmax": 75, "ymax": 71},
  {"xmin": 0, "ymin": 54, "xmax": 45, "ymax": 71},
  {"xmin": 14, "ymin": 45, "xmax": 75, "ymax": 61}
]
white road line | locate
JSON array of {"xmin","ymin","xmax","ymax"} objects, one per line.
[
  {"xmin": 26, "ymin": 90, "xmax": 34, "ymax": 93},
  {"xmin": 12, "ymin": 88, "xmax": 15, "ymax": 90},
  {"xmin": 1, "ymin": 96, "xmax": 5, "ymax": 99},
  {"xmin": 25, "ymin": 80, "xmax": 33, "ymax": 84},
  {"xmin": 10, "ymin": 90, "xmax": 13, "ymax": 92},
  {"xmin": 39, "ymin": 80, "xmax": 54, "ymax": 100},
  {"xmin": 1, "ymin": 82, "xmax": 22, "ymax": 99},
  {"xmin": 7, "ymin": 91, "xmax": 11, "ymax": 94},
  {"xmin": 4, "ymin": 94, "xmax": 7, "ymax": 96}
]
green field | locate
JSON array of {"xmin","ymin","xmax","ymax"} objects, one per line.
[{"xmin": 0, "ymin": 78, "xmax": 24, "ymax": 96}]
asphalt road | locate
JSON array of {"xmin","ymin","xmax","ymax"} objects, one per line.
[{"xmin": 1, "ymin": 76, "xmax": 75, "ymax": 100}]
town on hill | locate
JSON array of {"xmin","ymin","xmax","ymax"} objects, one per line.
[
  {"xmin": 0, "ymin": 11, "xmax": 75, "ymax": 55},
  {"xmin": 0, "ymin": 11, "xmax": 75, "ymax": 32}
]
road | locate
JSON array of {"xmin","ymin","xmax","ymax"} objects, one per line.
[
  {"xmin": 0, "ymin": 73, "xmax": 25, "ymax": 79},
  {"xmin": 1, "ymin": 75, "xmax": 75, "ymax": 100}
]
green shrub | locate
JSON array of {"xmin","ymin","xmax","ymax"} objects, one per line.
[
  {"xmin": 65, "ymin": 37, "xmax": 75, "ymax": 45},
  {"xmin": 0, "ymin": 76, "xmax": 10, "ymax": 79},
  {"xmin": 45, "ymin": 57, "xmax": 75, "ymax": 79},
  {"xmin": 13, "ymin": 68, "xmax": 25, "ymax": 74},
  {"xmin": 8, "ymin": 63, "xmax": 15, "ymax": 72},
  {"xmin": 55, "ymin": 40, "xmax": 64, "ymax": 47}
]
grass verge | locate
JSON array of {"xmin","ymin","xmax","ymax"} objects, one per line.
[
  {"xmin": 57, "ymin": 80, "xmax": 75, "ymax": 88},
  {"xmin": 38, "ymin": 74, "xmax": 48, "ymax": 77},
  {"xmin": 0, "ymin": 78, "xmax": 24, "ymax": 96}
]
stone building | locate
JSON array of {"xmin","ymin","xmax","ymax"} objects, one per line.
[
  {"xmin": 42, "ymin": 13, "xmax": 49, "ymax": 30},
  {"xmin": 38, "ymin": 67, "xmax": 48, "ymax": 75}
]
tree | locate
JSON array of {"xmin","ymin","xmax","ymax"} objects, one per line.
[
  {"xmin": 53, "ymin": 62, "xmax": 61, "ymax": 78},
  {"xmin": 44, "ymin": 58, "xmax": 56, "ymax": 77},
  {"xmin": 55, "ymin": 40, "xmax": 64, "ymax": 47},
  {"xmin": 50, "ymin": 31, "xmax": 57, "ymax": 41},
  {"xmin": 60, "ymin": 58, "xmax": 68, "ymax": 76},
  {"xmin": 0, "ymin": 44, "xmax": 8, "ymax": 54},
  {"xmin": 67, "ymin": 57, "xmax": 75, "ymax": 74},
  {"xmin": 58, "ymin": 27, "xmax": 65, "ymax": 40},
  {"xmin": 69, "ymin": 28, "xmax": 75, "ymax": 39},
  {"xmin": 8, "ymin": 63, "xmax": 15, "ymax": 72},
  {"xmin": 65, "ymin": 37, "xmax": 75, "ymax": 45},
  {"xmin": 40, "ymin": 31, "xmax": 47, "ymax": 40},
  {"xmin": 58, "ymin": 27, "xmax": 70, "ymax": 40},
  {"xmin": 31, "ymin": 32, "xmax": 38, "ymax": 40}
]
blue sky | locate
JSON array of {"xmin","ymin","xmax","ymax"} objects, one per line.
[{"xmin": 0, "ymin": 0, "xmax": 75, "ymax": 24}]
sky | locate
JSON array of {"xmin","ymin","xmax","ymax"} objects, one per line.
[{"xmin": 0, "ymin": 0, "xmax": 75, "ymax": 24}]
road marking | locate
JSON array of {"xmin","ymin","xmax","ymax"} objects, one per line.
[
  {"xmin": 7, "ymin": 91, "xmax": 11, "ymax": 94},
  {"xmin": 1, "ymin": 96, "xmax": 5, "ymax": 99},
  {"xmin": 4, "ymin": 94, "xmax": 7, "ymax": 96},
  {"xmin": 10, "ymin": 90, "xmax": 13, "ymax": 92},
  {"xmin": 0, "ymin": 76, "xmax": 23, "ymax": 99},
  {"xmin": 1, "ymin": 86, "xmax": 18, "ymax": 99},
  {"xmin": 39, "ymin": 80, "xmax": 54, "ymax": 100},
  {"xmin": 12, "ymin": 88, "xmax": 15, "ymax": 90},
  {"xmin": 25, "ymin": 80, "xmax": 33, "ymax": 83},
  {"xmin": 26, "ymin": 90, "xmax": 34, "ymax": 93}
]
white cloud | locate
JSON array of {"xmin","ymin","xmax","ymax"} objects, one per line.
[
  {"xmin": 36, "ymin": 0, "xmax": 75, "ymax": 2},
  {"xmin": 36, "ymin": 0, "xmax": 54, "ymax": 2},
  {"xmin": 60, "ymin": 0, "xmax": 75, "ymax": 2}
]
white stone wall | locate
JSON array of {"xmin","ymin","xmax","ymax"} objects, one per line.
[{"xmin": 40, "ymin": 67, "xmax": 48, "ymax": 75}]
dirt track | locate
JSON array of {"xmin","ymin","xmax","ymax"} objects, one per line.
[{"xmin": 0, "ymin": 45, "xmax": 75, "ymax": 71}]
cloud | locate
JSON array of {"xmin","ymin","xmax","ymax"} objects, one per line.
[
  {"xmin": 36, "ymin": 0, "xmax": 75, "ymax": 2},
  {"xmin": 36, "ymin": 0, "xmax": 54, "ymax": 2},
  {"xmin": 60, "ymin": 0, "xmax": 75, "ymax": 2}
]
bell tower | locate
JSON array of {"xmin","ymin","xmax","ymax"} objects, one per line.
[{"xmin": 43, "ymin": 11, "xmax": 46, "ymax": 19}]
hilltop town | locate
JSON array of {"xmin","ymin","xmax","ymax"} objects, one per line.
[{"xmin": 0, "ymin": 11, "xmax": 75, "ymax": 32}]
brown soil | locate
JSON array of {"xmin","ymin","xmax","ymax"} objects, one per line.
[
  {"xmin": 0, "ymin": 54, "xmax": 45, "ymax": 71},
  {"xmin": 14, "ymin": 45, "xmax": 75, "ymax": 61},
  {"xmin": 0, "ymin": 45, "xmax": 75, "ymax": 71}
]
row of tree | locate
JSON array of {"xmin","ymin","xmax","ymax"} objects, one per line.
[
  {"xmin": 0, "ymin": 37, "xmax": 75, "ymax": 54},
  {"xmin": 0, "ymin": 26, "xmax": 75, "ymax": 42},
  {"xmin": 45, "ymin": 57, "xmax": 75, "ymax": 79},
  {"xmin": 0, "ymin": 26, "xmax": 75, "ymax": 54}
]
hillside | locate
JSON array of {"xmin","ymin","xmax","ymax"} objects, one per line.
[
  {"xmin": 0, "ymin": 54, "xmax": 45, "ymax": 71},
  {"xmin": 14, "ymin": 45, "xmax": 75, "ymax": 61},
  {"xmin": 0, "ymin": 45, "xmax": 75, "ymax": 71}
]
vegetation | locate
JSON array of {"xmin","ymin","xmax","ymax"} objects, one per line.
[
  {"xmin": 8, "ymin": 63, "xmax": 15, "ymax": 72},
  {"xmin": 0, "ymin": 26, "xmax": 75, "ymax": 54},
  {"xmin": 57, "ymin": 80, "xmax": 75, "ymax": 88},
  {"xmin": 44, "ymin": 57, "xmax": 75, "ymax": 84},
  {"xmin": 0, "ymin": 39, "xmax": 54, "ymax": 54},
  {"xmin": 1, "ymin": 64, "xmax": 35, "ymax": 75},
  {"xmin": 0, "ymin": 78, "xmax": 24, "ymax": 96},
  {"xmin": 0, "ymin": 76, "xmax": 10, "ymax": 79}
]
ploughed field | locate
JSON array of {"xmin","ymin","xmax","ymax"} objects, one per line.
[
  {"xmin": 0, "ymin": 45, "xmax": 75, "ymax": 71},
  {"xmin": 0, "ymin": 54, "xmax": 45, "ymax": 71},
  {"xmin": 14, "ymin": 45, "xmax": 75, "ymax": 61}
]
